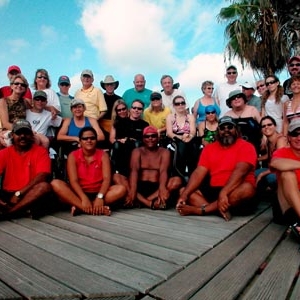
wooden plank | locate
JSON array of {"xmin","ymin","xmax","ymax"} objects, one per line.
[
  {"xmin": 0, "ymin": 222, "xmax": 162, "ymax": 294},
  {"xmin": 0, "ymin": 249, "xmax": 81, "ymax": 299},
  {"xmin": 189, "ymin": 222, "xmax": 286, "ymax": 300},
  {"xmin": 0, "ymin": 228, "xmax": 136, "ymax": 298},
  {"xmin": 150, "ymin": 209, "xmax": 273, "ymax": 300},
  {"xmin": 0, "ymin": 281, "xmax": 22, "ymax": 300},
  {"xmin": 241, "ymin": 232, "xmax": 300, "ymax": 300},
  {"xmin": 14, "ymin": 218, "xmax": 182, "ymax": 279},
  {"xmin": 53, "ymin": 213, "xmax": 209, "ymax": 255},
  {"xmin": 37, "ymin": 215, "xmax": 197, "ymax": 266}
]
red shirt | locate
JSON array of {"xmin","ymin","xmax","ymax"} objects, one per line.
[
  {"xmin": 199, "ymin": 138, "xmax": 257, "ymax": 186},
  {"xmin": 72, "ymin": 148, "xmax": 104, "ymax": 193},
  {"xmin": 0, "ymin": 144, "xmax": 51, "ymax": 191},
  {"xmin": 0, "ymin": 86, "xmax": 32, "ymax": 99},
  {"xmin": 273, "ymin": 147, "xmax": 300, "ymax": 189}
]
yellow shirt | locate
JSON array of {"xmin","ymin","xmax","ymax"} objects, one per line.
[
  {"xmin": 143, "ymin": 107, "xmax": 171, "ymax": 129},
  {"xmin": 75, "ymin": 85, "xmax": 107, "ymax": 119}
]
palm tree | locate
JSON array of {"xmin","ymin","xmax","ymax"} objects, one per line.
[{"xmin": 217, "ymin": 0, "xmax": 291, "ymax": 77}]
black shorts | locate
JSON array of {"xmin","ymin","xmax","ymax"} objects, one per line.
[
  {"xmin": 137, "ymin": 181, "xmax": 159, "ymax": 198},
  {"xmin": 200, "ymin": 185, "xmax": 258, "ymax": 216}
]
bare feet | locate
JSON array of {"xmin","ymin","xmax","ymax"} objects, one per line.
[
  {"xmin": 102, "ymin": 206, "xmax": 111, "ymax": 216},
  {"xmin": 176, "ymin": 203, "xmax": 201, "ymax": 216}
]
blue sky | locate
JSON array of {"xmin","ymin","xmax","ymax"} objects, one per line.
[{"xmin": 0, "ymin": 0, "xmax": 290, "ymax": 107}]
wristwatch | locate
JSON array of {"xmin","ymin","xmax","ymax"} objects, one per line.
[
  {"xmin": 97, "ymin": 193, "xmax": 104, "ymax": 199},
  {"xmin": 14, "ymin": 191, "xmax": 21, "ymax": 198}
]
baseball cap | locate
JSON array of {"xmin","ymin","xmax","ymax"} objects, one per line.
[
  {"xmin": 70, "ymin": 98, "xmax": 86, "ymax": 108},
  {"xmin": 81, "ymin": 69, "xmax": 93, "ymax": 77},
  {"xmin": 33, "ymin": 90, "xmax": 47, "ymax": 99},
  {"xmin": 226, "ymin": 65, "xmax": 237, "ymax": 71},
  {"xmin": 241, "ymin": 82, "xmax": 256, "ymax": 90},
  {"xmin": 143, "ymin": 126, "xmax": 158, "ymax": 135},
  {"xmin": 58, "ymin": 75, "xmax": 70, "ymax": 85},
  {"xmin": 12, "ymin": 119, "xmax": 32, "ymax": 133},
  {"xmin": 150, "ymin": 92, "xmax": 162, "ymax": 100},
  {"xmin": 288, "ymin": 56, "xmax": 300, "ymax": 64},
  {"xmin": 288, "ymin": 119, "xmax": 300, "ymax": 133},
  {"xmin": 8, "ymin": 65, "xmax": 21, "ymax": 74},
  {"xmin": 205, "ymin": 105, "xmax": 216, "ymax": 114},
  {"xmin": 218, "ymin": 116, "xmax": 237, "ymax": 127}
]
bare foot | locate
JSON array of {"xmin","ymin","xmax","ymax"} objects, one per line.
[
  {"xmin": 220, "ymin": 210, "xmax": 232, "ymax": 221},
  {"xmin": 176, "ymin": 203, "xmax": 200, "ymax": 216},
  {"xmin": 102, "ymin": 206, "xmax": 111, "ymax": 216}
]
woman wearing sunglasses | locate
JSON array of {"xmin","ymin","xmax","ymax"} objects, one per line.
[
  {"xmin": 166, "ymin": 96, "xmax": 198, "ymax": 178},
  {"xmin": 198, "ymin": 105, "xmax": 218, "ymax": 147},
  {"xmin": 256, "ymin": 116, "xmax": 287, "ymax": 206},
  {"xmin": 0, "ymin": 74, "xmax": 31, "ymax": 147},
  {"xmin": 51, "ymin": 126, "xmax": 126, "ymax": 216},
  {"xmin": 261, "ymin": 75, "xmax": 289, "ymax": 134}
]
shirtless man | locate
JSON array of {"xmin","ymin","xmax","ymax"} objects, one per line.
[{"xmin": 128, "ymin": 126, "xmax": 182, "ymax": 209}]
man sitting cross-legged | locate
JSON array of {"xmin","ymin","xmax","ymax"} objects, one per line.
[
  {"xmin": 0, "ymin": 119, "xmax": 52, "ymax": 218},
  {"xmin": 127, "ymin": 126, "xmax": 182, "ymax": 209},
  {"xmin": 176, "ymin": 116, "xmax": 257, "ymax": 221}
]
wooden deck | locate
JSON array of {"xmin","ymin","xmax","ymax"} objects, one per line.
[{"xmin": 0, "ymin": 202, "xmax": 298, "ymax": 300}]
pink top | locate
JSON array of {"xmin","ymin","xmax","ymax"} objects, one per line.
[
  {"xmin": 285, "ymin": 100, "xmax": 300, "ymax": 122},
  {"xmin": 72, "ymin": 148, "xmax": 104, "ymax": 193},
  {"xmin": 172, "ymin": 114, "xmax": 190, "ymax": 134}
]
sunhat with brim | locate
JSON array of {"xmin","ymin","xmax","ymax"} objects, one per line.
[
  {"xmin": 226, "ymin": 90, "xmax": 247, "ymax": 108},
  {"xmin": 100, "ymin": 75, "xmax": 119, "ymax": 90}
]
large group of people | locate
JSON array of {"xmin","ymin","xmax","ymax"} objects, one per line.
[{"xmin": 1, "ymin": 59, "xmax": 300, "ymax": 242}]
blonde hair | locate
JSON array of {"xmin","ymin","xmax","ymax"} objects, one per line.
[{"xmin": 111, "ymin": 99, "xmax": 128, "ymax": 123}]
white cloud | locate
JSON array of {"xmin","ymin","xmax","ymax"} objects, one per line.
[
  {"xmin": 7, "ymin": 39, "xmax": 29, "ymax": 54},
  {"xmin": 70, "ymin": 48, "xmax": 83, "ymax": 61},
  {"xmin": 40, "ymin": 25, "xmax": 58, "ymax": 48},
  {"xmin": 80, "ymin": 0, "xmax": 179, "ymax": 73}
]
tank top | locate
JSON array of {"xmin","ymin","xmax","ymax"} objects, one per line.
[
  {"xmin": 285, "ymin": 100, "xmax": 300, "ymax": 122},
  {"xmin": 172, "ymin": 114, "xmax": 190, "ymax": 134},
  {"xmin": 203, "ymin": 121, "xmax": 217, "ymax": 143},
  {"xmin": 67, "ymin": 117, "xmax": 92, "ymax": 137}
]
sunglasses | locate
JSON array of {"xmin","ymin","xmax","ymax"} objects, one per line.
[
  {"xmin": 257, "ymin": 84, "xmax": 265, "ymax": 89},
  {"xmin": 143, "ymin": 134, "xmax": 158, "ymax": 138},
  {"xmin": 37, "ymin": 76, "xmax": 48, "ymax": 80},
  {"xmin": 266, "ymin": 80, "xmax": 277, "ymax": 86},
  {"xmin": 206, "ymin": 87, "xmax": 214, "ymax": 90},
  {"xmin": 219, "ymin": 124, "xmax": 235, "ymax": 131},
  {"xmin": 261, "ymin": 123, "xmax": 273, "ymax": 129},
  {"xmin": 289, "ymin": 131, "xmax": 300, "ymax": 137},
  {"xmin": 174, "ymin": 101, "xmax": 186, "ymax": 106},
  {"xmin": 151, "ymin": 97, "xmax": 161, "ymax": 101},
  {"xmin": 227, "ymin": 71, "xmax": 237, "ymax": 75},
  {"xmin": 34, "ymin": 98, "xmax": 47, "ymax": 102},
  {"xmin": 131, "ymin": 106, "xmax": 143, "ymax": 111},
  {"xmin": 116, "ymin": 107, "xmax": 127, "ymax": 113},
  {"xmin": 13, "ymin": 82, "xmax": 27, "ymax": 88},
  {"xmin": 289, "ymin": 63, "xmax": 300, "ymax": 67},
  {"xmin": 60, "ymin": 83, "xmax": 70, "ymax": 87},
  {"xmin": 231, "ymin": 94, "xmax": 244, "ymax": 100},
  {"xmin": 14, "ymin": 129, "xmax": 32, "ymax": 136},
  {"xmin": 81, "ymin": 136, "xmax": 97, "ymax": 141},
  {"xmin": 206, "ymin": 111, "xmax": 216, "ymax": 115}
]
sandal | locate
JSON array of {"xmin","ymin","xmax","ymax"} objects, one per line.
[{"xmin": 290, "ymin": 222, "xmax": 300, "ymax": 240}]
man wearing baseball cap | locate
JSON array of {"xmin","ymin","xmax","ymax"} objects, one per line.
[
  {"xmin": 74, "ymin": 69, "xmax": 107, "ymax": 120},
  {"xmin": 176, "ymin": 116, "xmax": 257, "ymax": 221},
  {"xmin": 271, "ymin": 118, "xmax": 300, "ymax": 234},
  {"xmin": 283, "ymin": 56, "xmax": 300, "ymax": 98},
  {"xmin": 0, "ymin": 119, "xmax": 52, "ymax": 218},
  {"xmin": 57, "ymin": 75, "xmax": 74, "ymax": 118},
  {"xmin": 0, "ymin": 65, "xmax": 32, "ymax": 99}
]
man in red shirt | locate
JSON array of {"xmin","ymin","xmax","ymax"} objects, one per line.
[
  {"xmin": 0, "ymin": 65, "xmax": 32, "ymax": 99},
  {"xmin": 0, "ymin": 119, "xmax": 51, "ymax": 218},
  {"xmin": 176, "ymin": 116, "xmax": 257, "ymax": 221}
]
